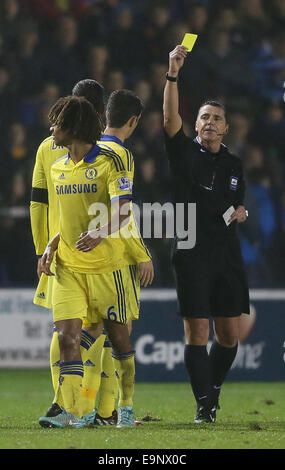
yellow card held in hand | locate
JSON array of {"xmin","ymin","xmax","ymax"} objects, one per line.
[{"xmin": 181, "ymin": 33, "xmax": 198, "ymax": 52}]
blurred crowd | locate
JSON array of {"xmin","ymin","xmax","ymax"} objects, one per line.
[{"xmin": 0, "ymin": 0, "xmax": 285, "ymax": 288}]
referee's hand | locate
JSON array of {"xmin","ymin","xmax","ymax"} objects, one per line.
[
  {"xmin": 229, "ymin": 205, "xmax": 248, "ymax": 224},
  {"xmin": 138, "ymin": 260, "xmax": 154, "ymax": 287},
  {"xmin": 168, "ymin": 45, "xmax": 187, "ymax": 76}
]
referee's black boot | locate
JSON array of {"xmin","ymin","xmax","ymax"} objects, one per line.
[{"xmin": 194, "ymin": 405, "xmax": 216, "ymax": 423}]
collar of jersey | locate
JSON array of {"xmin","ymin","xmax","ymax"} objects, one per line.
[
  {"xmin": 194, "ymin": 136, "xmax": 227, "ymax": 154},
  {"xmin": 100, "ymin": 134, "xmax": 124, "ymax": 147},
  {"xmin": 65, "ymin": 144, "xmax": 101, "ymax": 165}
]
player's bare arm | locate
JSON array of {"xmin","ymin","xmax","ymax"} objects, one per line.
[
  {"xmin": 40, "ymin": 232, "xmax": 60, "ymax": 276},
  {"xmin": 75, "ymin": 198, "xmax": 131, "ymax": 252},
  {"xmin": 163, "ymin": 45, "xmax": 187, "ymax": 137}
]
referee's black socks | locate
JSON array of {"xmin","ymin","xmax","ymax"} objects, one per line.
[
  {"xmin": 184, "ymin": 344, "xmax": 212, "ymax": 410},
  {"xmin": 209, "ymin": 340, "xmax": 238, "ymax": 405}
]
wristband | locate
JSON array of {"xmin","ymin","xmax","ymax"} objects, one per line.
[{"xmin": 166, "ymin": 72, "xmax": 178, "ymax": 82}]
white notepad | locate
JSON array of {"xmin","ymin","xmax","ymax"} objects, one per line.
[{"xmin": 223, "ymin": 206, "xmax": 235, "ymax": 226}]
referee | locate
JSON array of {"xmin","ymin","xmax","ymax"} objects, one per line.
[{"xmin": 163, "ymin": 45, "xmax": 250, "ymax": 423}]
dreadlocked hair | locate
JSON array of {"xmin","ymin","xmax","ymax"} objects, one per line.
[{"xmin": 48, "ymin": 95, "xmax": 102, "ymax": 144}]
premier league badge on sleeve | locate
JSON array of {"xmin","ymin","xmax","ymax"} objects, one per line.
[
  {"xmin": 229, "ymin": 176, "xmax": 238, "ymax": 191},
  {"xmin": 117, "ymin": 177, "xmax": 133, "ymax": 191}
]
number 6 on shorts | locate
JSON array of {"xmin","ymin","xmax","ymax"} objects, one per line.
[{"xmin": 107, "ymin": 305, "xmax": 118, "ymax": 321}]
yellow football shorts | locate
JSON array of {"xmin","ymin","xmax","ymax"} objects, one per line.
[
  {"xmin": 52, "ymin": 263, "xmax": 140, "ymax": 324},
  {"xmin": 33, "ymin": 258, "xmax": 56, "ymax": 309}
]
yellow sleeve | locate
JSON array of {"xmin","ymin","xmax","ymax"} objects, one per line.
[
  {"xmin": 122, "ymin": 211, "xmax": 152, "ymax": 264},
  {"xmin": 106, "ymin": 149, "xmax": 152, "ymax": 263},
  {"xmin": 30, "ymin": 143, "xmax": 49, "ymax": 256},
  {"xmin": 107, "ymin": 160, "xmax": 133, "ymax": 202}
]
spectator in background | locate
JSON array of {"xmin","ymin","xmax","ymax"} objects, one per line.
[
  {"xmin": 9, "ymin": 123, "xmax": 29, "ymax": 164},
  {"xmin": 184, "ymin": 3, "xmax": 209, "ymax": 46},
  {"xmin": 0, "ymin": 0, "xmax": 24, "ymax": 55},
  {"xmin": 26, "ymin": 0, "xmax": 88, "ymax": 21},
  {"xmin": 237, "ymin": 0, "xmax": 272, "ymax": 47},
  {"xmin": 143, "ymin": 4, "xmax": 171, "ymax": 63},
  {"xmin": 105, "ymin": 69, "xmax": 125, "ymax": 95},
  {"xmin": 85, "ymin": 43, "xmax": 110, "ymax": 86},
  {"xmin": 107, "ymin": 5, "xmax": 143, "ymax": 76},
  {"xmin": 149, "ymin": 62, "xmax": 168, "ymax": 107},
  {"xmin": 239, "ymin": 144, "xmax": 278, "ymax": 285},
  {"xmin": 38, "ymin": 81, "xmax": 61, "ymax": 108},
  {"xmin": 225, "ymin": 113, "xmax": 252, "ymax": 156},
  {"xmin": 167, "ymin": 21, "xmax": 189, "ymax": 51},
  {"xmin": 244, "ymin": 144, "xmax": 277, "ymax": 247},
  {"xmin": 14, "ymin": 19, "xmax": 42, "ymax": 97},
  {"xmin": 213, "ymin": 7, "xmax": 246, "ymax": 50},
  {"xmin": 42, "ymin": 14, "xmax": 82, "ymax": 94},
  {"xmin": 135, "ymin": 158, "xmax": 158, "ymax": 206},
  {"xmin": 133, "ymin": 79, "xmax": 152, "ymax": 110},
  {"xmin": 253, "ymin": 101, "xmax": 285, "ymax": 185},
  {"xmin": 2, "ymin": 122, "xmax": 32, "ymax": 206},
  {"xmin": 0, "ymin": 65, "xmax": 17, "ymax": 142},
  {"xmin": 266, "ymin": 0, "xmax": 285, "ymax": 32},
  {"xmin": 195, "ymin": 27, "xmax": 251, "ymax": 100}
]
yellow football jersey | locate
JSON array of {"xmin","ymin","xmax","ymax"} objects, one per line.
[
  {"xmin": 51, "ymin": 143, "xmax": 134, "ymax": 273},
  {"xmin": 98, "ymin": 135, "xmax": 151, "ymax": 263},
  {"xmin": 30, "ymin": 135, "xmax": 151, "ymax": 264}
]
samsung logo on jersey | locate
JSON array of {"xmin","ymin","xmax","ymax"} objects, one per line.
[{"xmin": 55, "ymin": 183, "xmax": 97, "ymax": 195}]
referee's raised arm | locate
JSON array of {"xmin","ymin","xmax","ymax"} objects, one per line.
[{"xmin": 163, "ymin": 45, "xmax": 187, "ymax": 137}]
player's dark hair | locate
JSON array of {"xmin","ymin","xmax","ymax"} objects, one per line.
[
  {"xmin": 72, "ymin": 79, "xmax": 105, "ymax": 116},
  {"xmin": 198, "ymin": 100, "xmax": 227, "ymax": 121},
  {"xmin": 106, "ymin": 89, "xmax": 143, "ymax": 128},
  {"xmin": 48, "ymin": 95, "xmax": 102, "ymax": 144}
]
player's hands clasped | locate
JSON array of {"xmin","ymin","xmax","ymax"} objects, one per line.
[{"xmin": 138, "ymin": 260, "xmax": 154, "ymax": 287}]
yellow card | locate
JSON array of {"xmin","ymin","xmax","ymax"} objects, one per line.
[{"xmin": 181, "ymin": 33, "xmax": 198, "ymax": 52}]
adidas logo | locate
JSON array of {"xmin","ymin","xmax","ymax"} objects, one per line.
[
  {"xmin": 101, "ymin": 371, "xmax": 109, "ymax": 378},
  {"xmin": 84, "ymin": 360, "xmax": 95, "ymax": 367},
  {"xmin": 37, "ymin": 291, "xmax": 45, "ymax": 299},
  {"xmin": 59, "ymin": 172, "xmax": 65, "ymax": 180}
]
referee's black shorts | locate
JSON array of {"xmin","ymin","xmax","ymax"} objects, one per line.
[{"xmin": 172, "ymin": 237, "xmax": 250, "ymax": 319}]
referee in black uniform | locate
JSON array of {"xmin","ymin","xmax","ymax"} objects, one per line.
[{"xmin": 163, "ymin": 45, "xmax": 250, "ymax": 423}]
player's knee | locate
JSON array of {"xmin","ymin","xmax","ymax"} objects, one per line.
[{"xmin": 57, "ymin": 330, "xmax": 81, "ymax": 354}]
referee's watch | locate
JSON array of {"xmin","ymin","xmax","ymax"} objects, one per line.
[{"xmin": 166, "ymin": 72, "xmax": 178, "ymax": 82}]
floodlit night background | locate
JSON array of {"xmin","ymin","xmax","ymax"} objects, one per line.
[{"xmin": 0, "ymin": 0, "xmax": 285, "ymax": 290}]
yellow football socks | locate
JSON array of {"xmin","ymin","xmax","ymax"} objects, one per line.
[
  {"xmin": 97, "ymin": 337, "xmax": 119, "ymax": 418},
  {"xmin": 80, "ymin": 330, "xmax": 106, "ymax": 417},
  {"xmin": 58, "ymin": 361, "xmax": 84, "ymax": 418},
  {"xmin": 112, "ymin": 351, "xmax": 135, "ymax": 408},
  {"xmin": 49, "ymin": 328, "xmax": 64, "ymax": 407}
]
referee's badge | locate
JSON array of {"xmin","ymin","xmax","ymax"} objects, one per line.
[
  {"xmin": 229, "ymin": 176, "xmax": 238, "ymax": 191},
  {"xmin": 85, "ymin": 168, "xmax": 97, "ymax": 180}
]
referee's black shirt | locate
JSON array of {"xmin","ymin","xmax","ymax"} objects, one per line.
[{"xmin": 165, "ymin": 126, "xmax": 245, "ymax": 251}]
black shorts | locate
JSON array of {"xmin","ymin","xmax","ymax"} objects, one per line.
[{"xmin": 172, "ymin": 237, "xmax": 250, "ymax": 319}]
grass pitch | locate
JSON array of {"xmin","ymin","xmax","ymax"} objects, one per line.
[{"xmin": 0, "ymin": 369, "xmax": 284, "ymax": 450}]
